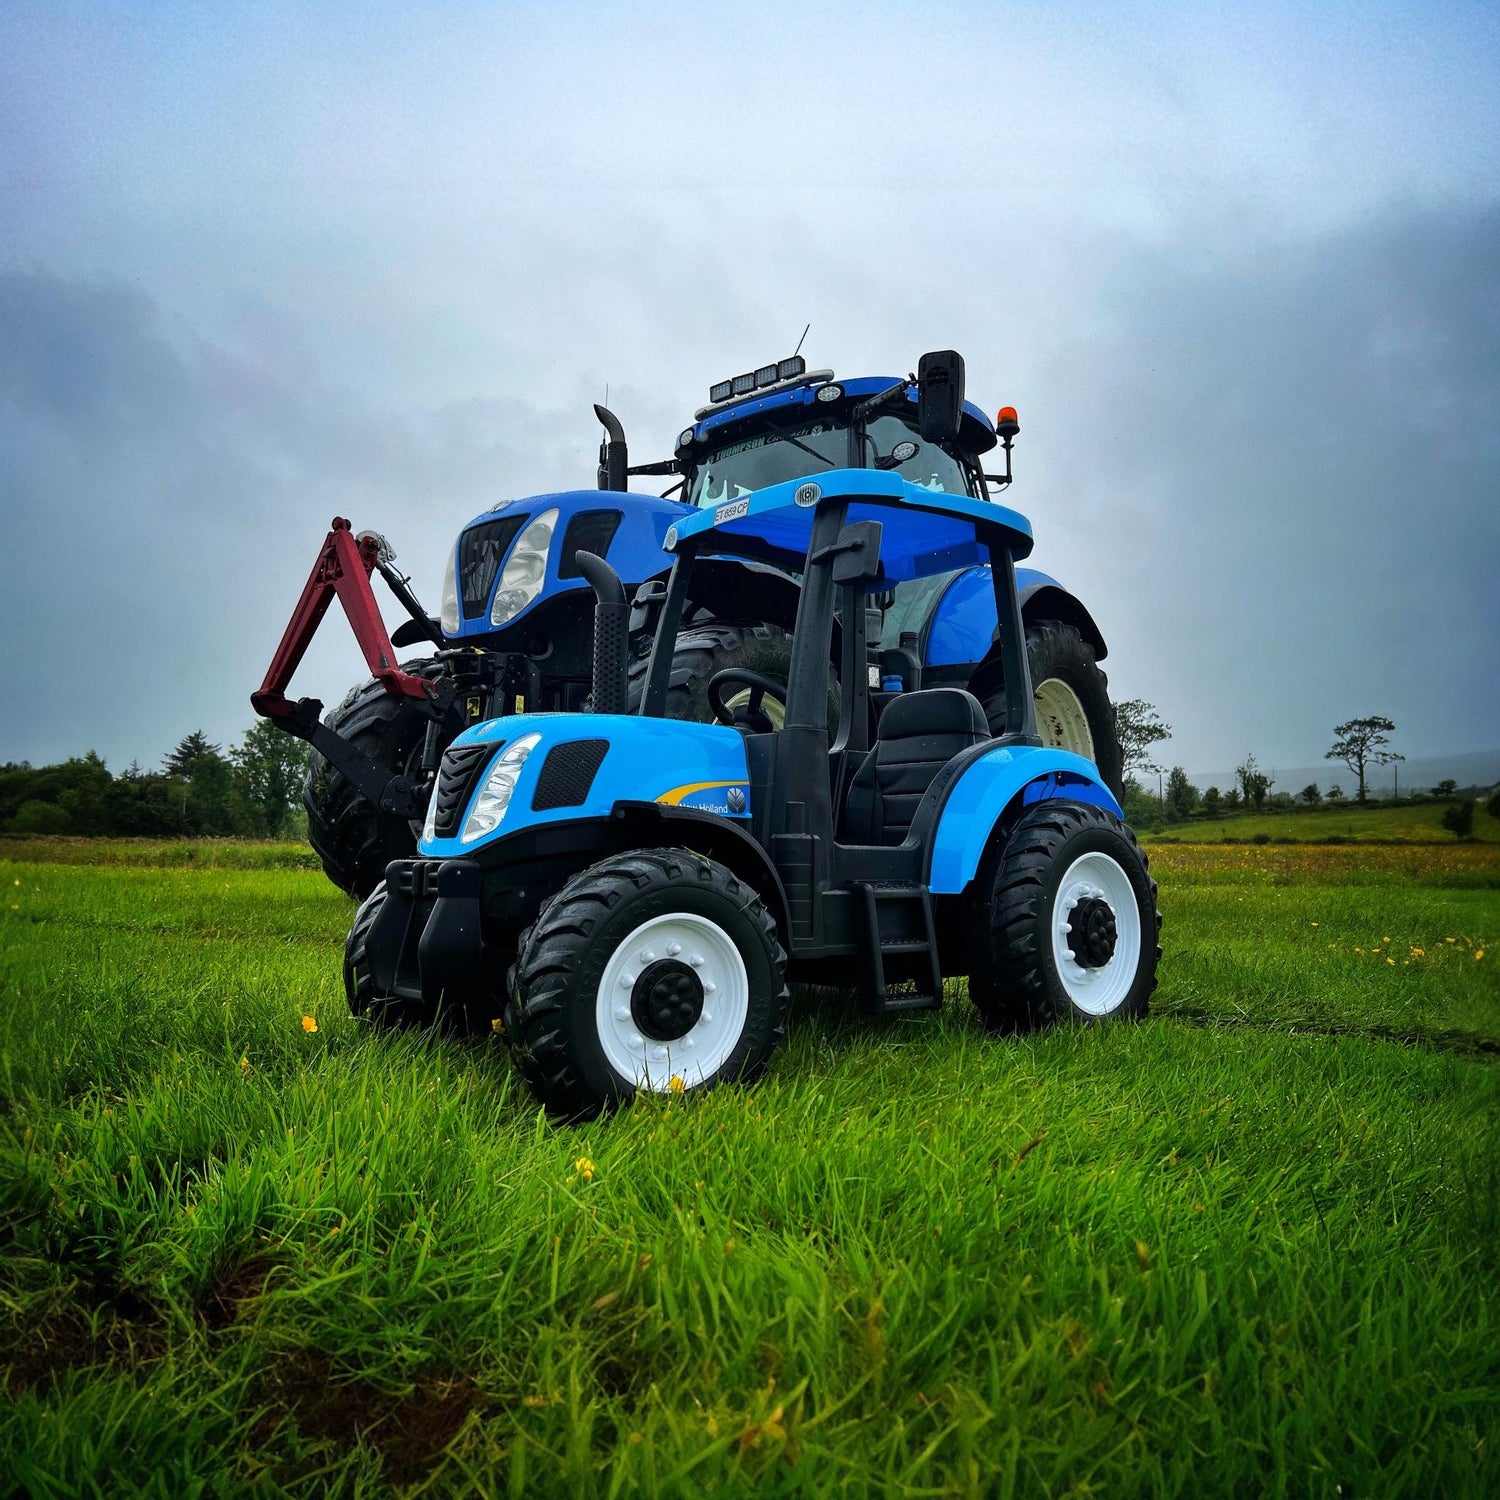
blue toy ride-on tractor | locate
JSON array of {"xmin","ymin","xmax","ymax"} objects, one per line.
[
  {"xmin": 344, "ymin": 352, "xmax": 1160, "ymax": 1119},
  {"xmin": 254, "ymin": 351, "xmax": 1121, "ymax": 901}
]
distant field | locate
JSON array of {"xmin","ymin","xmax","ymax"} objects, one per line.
[
  {"xmin": 1148, "ymin": 798, "xmax": 1500, "ymax": 845},
  {"xmin": 1, "ymin": 842, "xmax": 1496, "ymax": 1496}
]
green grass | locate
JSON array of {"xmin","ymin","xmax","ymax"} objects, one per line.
[
  {"xmin": 1, "ymin": 845, "xmax": 1496, "ymax": 1496},
  {"xmin": 1149, "ymin": 798, "xmax": 1500, "ymax": 845}
]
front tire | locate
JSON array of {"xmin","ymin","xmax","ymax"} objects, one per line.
[
  {"xmin": 968, "ymin": 802, "xmax": 1161, "ymax": 1034},
  {"xmin": 504, "ymin": 850, "xmax": 788, "ymax": 1120},
  {"xmin": 344, "ymin": 881, "xmax": 503, "ymax": 1035},
  {"xmin": 304, "ymin": 656, "xmax": 452, "ymax": 899}
]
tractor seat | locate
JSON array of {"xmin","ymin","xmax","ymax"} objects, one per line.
[{"xmin": 841, "ymin": 688, "xmax": 990, "ymax": 846}]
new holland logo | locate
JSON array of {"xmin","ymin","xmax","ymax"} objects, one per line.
[{"xmin": 727, "ymin": 787, "xmax": 746, "ymax": 813}]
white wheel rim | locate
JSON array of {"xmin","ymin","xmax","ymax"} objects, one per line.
[
  {"xmin": 1050, "ymin": 851, "xmax": 1142, "ymax": 1017},
  {"xmin": 724, "ymin": 686, "xmax": 786, "ymax": 729},
  {"xmin": 1034, "ymin": 677, "xmax": 1095, "ymax": 761},
  {"xmin": 595, "ymin": 912, "xmax": 750, "ymax": 1091}
]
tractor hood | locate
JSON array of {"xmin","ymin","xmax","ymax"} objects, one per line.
[
  {"xmin": 441, "ymin": 490, "xmax": 691, "ymax": 641},
  {"xmin": 417, "ymin": 712, "xmax": 752, "ymax": 858}
]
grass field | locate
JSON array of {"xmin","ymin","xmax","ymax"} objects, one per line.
[
  {"xmin": 1146, "ymin": 799, "xmax": 1500, "ymax": 845},
  {"xmin": 1, "ymin": 838, "xmax": 1496, "ymax": 1496}
]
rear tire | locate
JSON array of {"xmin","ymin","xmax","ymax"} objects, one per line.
[
  {"xmin": 503, "ymin": 849, "xmax": 787, "ymax": 1120},
  {"xmin": 305, "ymin": 657, "xmax": 451, "ymax": 899},
  {"xmin": 968, "ymin": 801, "xmax": 1160, "ymax": 1034},
  {"xmin": 971, "ymin": 622, "xmax": 1123, "ymax": 799}
]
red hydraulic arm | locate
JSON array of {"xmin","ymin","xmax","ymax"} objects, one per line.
[{"xmin": 252, "ymin": 518, "xmax": 439, "ymax": 722}]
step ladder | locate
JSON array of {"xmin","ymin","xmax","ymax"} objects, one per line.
[{"xmin": 853, "ymin": 882, "xmax": 944, "ymax": 1014}]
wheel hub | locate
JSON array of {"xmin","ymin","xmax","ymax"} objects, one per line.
[
  {"xmin": 1066, "ymin": 896, "xmax": 1118, "ymax": 969},
  {"xmin": 631, "ymin": 959, "xmax": 705, "ymax": 1041}
]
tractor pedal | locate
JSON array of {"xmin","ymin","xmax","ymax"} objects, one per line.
[{"xmin": 854, "ymin": 882, "xmax": 944, "ymax": 1015}]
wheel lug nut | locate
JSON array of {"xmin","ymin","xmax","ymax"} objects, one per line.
[
  {"xmin": 666, "ymin": 942, "xmax": 682, "ymax": 957},
  {"xmin": 689, "ymin": 954, "xmax": 705, "ymax": 967},
  {"xmin": 615, "ymin": 1006, "xmax": 631, "ymax": 1022},
  {"xmin": 619, "ymin": 974, "xmax": 635, "ymax": 988},
  {"xmin": 702, "ymin": 979, "xmax": 716, "ymax": 994},
  {"xmin": 639, "ymin": 948, "xmax": 655, "ymax": 963},
  {"xmin": 629, "ymin": 1033, "xmax": 643, "ymax": 1049}
]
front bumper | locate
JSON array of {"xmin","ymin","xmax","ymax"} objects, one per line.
[{"xmin": 367, "ymin": 858, "xmax": 486, "ymax": 1005}]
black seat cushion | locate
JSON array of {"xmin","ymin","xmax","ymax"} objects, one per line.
[{"xmin": 842, "ymin": 688, "xmax": 990, "ymax": 846}]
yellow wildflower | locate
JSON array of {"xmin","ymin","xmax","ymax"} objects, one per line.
[
  {"xmin": 1477, "ymin": 950, "xmax": 1486, "ymax": 962},
  {"xmin": 239, "ymin": 1055, "xmax": 252, "ymax": 1077},
  {"xmin": 574, "ymin": 1156, "xmax": 595, "ymax": 1182},
  {"xmin": 1386, "ymin": 957, "xmax": 1395, "ymax": 965},
  {"xmin": 668, "ymin": 1074, "xmax": 686, "ymax": 1096},
  {"xmin": 301, "ymin": 1015, "xmax": 318, "ymax": 1033}
]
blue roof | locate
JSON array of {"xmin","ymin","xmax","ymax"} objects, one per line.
[
  {"xmin": 687, "ymin": 376, "xmax": 999, "ymax": 457},
  {"xmin": 664, "ymin": 468, "xmax": 1033, "ymax": 582}
]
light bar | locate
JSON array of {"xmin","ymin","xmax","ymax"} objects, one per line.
[{"xmin": 707, "ymin": 353, "xmax": 812, "ymax": 406}]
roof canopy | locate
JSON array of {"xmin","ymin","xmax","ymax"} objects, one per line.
[{"xmin": 666, "ymin": 469, "xmax": 1033, "ymax": 584}]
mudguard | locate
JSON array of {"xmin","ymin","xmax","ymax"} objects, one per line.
[
  {"xmin": 926, "ymin": 745, "xmax": 1122, "ymax": 894},
  {"xmin": 925, "ymin": 566, "xmax": 1108, "ymax": 667}
]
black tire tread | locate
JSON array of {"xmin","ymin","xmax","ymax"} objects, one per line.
[
  {"xmin": 969, "ymin": 801, "xmax": 1162, "ymax": 1035},
  {"xmin": 304, "ymin": 656, "xmax": 450, "ymax": 898},
  {"xmin": 503, "ymin": 848, "xmax": 788, "ymax": 1120}
]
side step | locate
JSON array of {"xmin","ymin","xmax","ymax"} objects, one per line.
[{"xmin": 854, "ymin": 882, "xmax": 944, "ymax": 1015}]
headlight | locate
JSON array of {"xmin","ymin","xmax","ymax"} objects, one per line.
[
  {"xmin": 440, "ymin": 548, "xmax": 460, "ymax": 635},
  {"xmin": 490, "ymin": 508, "xmax": 559, "ymax": 626},
  {"xmin": 461, "ymin": 732, "xmax": 541, "ymax": 843}
]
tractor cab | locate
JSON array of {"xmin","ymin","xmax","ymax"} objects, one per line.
[{"xmin": 343, "ymin": 355, "xmax": 1159, "ymax": 1120}]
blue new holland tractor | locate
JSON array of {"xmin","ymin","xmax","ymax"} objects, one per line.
[
  {"xmin": 255, "ymin": 352, "xmax": 1121, "ymax": 899},
  {"xmin": 342, "ymin": 352, "xmax": 1161, "ymax": 1119}
]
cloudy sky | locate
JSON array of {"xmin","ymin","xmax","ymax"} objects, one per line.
[{"xmin": 3, "ymin": 1, "xmax": 1497, "ymax": 778}]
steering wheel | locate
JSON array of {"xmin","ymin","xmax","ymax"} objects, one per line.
[{"xmin": 706, "ymin": 669, "xmax": 788, "ymax": 733}]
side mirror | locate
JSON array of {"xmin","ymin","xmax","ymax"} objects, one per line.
[
  {"xmin": 916, "ymin": 350, "xmax": 965, "ymax": 443},
  {"xmin": 830, "ymin": 520, "xmax": 885, "ymax": 587}
]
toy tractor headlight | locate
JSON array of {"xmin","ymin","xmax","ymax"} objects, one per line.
[
  {"xmin": 440, "ymin": 549, "xmax": 460, "ymax": 635},
  {"xmin": 462, "ymin": 732, "xmax": 542, "ymax": 843},
  {"xmin": 490, "ymin": 508, "xmax": 559, "ymax": 626}
]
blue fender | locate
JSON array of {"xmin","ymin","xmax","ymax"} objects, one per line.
[
  {"xmin": 926, "ymin": 745, "xmax": 1122, "ymax": 894},
  {"xmin": 417, "ymin": 712, "xmax": 751, "ymax": 859},
  {"xmin": 923, "ymin": 566, "xmax": 1108, "ymax": 668}
]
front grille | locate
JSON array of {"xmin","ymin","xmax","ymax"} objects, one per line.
[
  {"xmin": 557, "ymin": 510, "xmax": 624, "ymax": 579},
  {"xmin": 532, "ymin": 739, "xmax": 609, "ymax": 810},
  {"xmin": 431, "ymin": 742, "xmax": 499, "ymax": 836},
  {"xmin": 459, "ymin": 516, "xmax": 528, "ymax": 620}
]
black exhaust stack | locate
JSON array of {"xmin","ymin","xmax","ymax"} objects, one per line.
[
  {"xmin": 574, "ymin": 551, "xmax": 629, "ymax": 715},
  {"xmin": 594, "ymin": 404, "xmax": 628, "ymax": 491}
]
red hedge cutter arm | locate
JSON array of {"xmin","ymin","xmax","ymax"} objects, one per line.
[{"xmin": 251, "ymin": 518, "xmax": 452, "ymax": 818}]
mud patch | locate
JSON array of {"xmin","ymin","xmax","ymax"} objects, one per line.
[
  {"xmin": 197, "ymin": 1254, "xmax": 277, "ymax": 1331},
  {"xmin": 254, "ymin": 1349, "xmax": 483, "ymax": 1485},
  {"xmin": 3, "ymin": 1281, "xmax": 165, "ymax": 1397}
]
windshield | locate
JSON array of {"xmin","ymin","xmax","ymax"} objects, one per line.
[{"xmin": 688, "ymin": 412, "xmax": 972, "ymax": 508}]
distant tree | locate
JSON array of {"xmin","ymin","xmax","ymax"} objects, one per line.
[
  {"xmin": 1113, "ymin": 700, "xmax": 1172, "ymax": 778},
  {"xmin": 1325, "ymin": 783, "xmax": 1345, "ymax": 802},
  {"xmin": 163, "ymin": 731, "xmax": 221, "ymax": 777},
  {"xmin": 1201, "ymin": 785, "xmax": 1223, "ymax": 818},
  {"xmin": 1300, "ymin": 782, "xmax": 1322, "ymax": 805},
  {"xmin": 1441, "ymin": 800, "xmax": 1475, "ymax": 839},
  {"xmin": 1488, "ymin": 788, "xmax": 1500, "ymax": 821},
  {"xmin": 1120, "ymin": 774, "xmax": 1161, "ymax": 829},
  {"xmin": 1325, "ymin": 716, "xmax": 1398, "ymax": 805},
  {"xmin": 1222, "ymin": 787, "xmax": 1243, "ymax": 813},
  {"xmin": 1236, "ymin": 753, "xmax": 1273, "ymax": 813},
  {"xmin": 232, "ymin": 720, "xmax": 309, "ymax": 836},
  {"xmin": 1433, "ymin": 779, "xmax": 1458, "ymax": 799},
  {"xmin": 1165, "ymin": 766, "xmax": 1198, "ymax": 820}
]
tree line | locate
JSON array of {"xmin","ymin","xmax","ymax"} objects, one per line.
[
  {"xmin": 0, "ymin": 722, "xmax": 309, "ymax": 839},
  {"xmin": 1113, "ymin": 703, "xmax": 1496, "ymax": 833}
]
